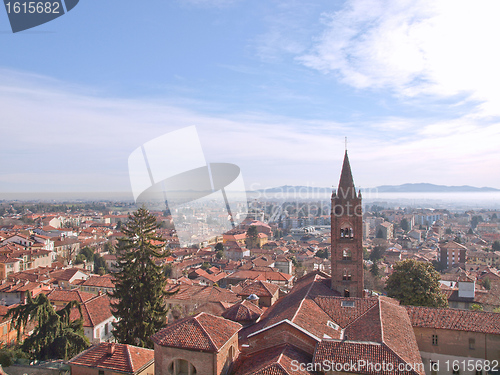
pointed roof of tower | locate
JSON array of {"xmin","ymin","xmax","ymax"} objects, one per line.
[{"xmin": 338, "ymin": 151, "xmax": 356, "ymax": 195}]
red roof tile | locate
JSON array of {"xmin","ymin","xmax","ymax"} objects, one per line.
[
  {"xmin": 152, "ymin": 312, "xmax": 241, "ymax": 352},
  {"xmin": 69, "ymin": 342, "xmax": 153, "ymax": 374},
  {"xmin": 222, "ymin": 300, "xmax": 263, "ymax": 322},
  {"xmin": 406, "ymin": 305, "xmax": 500, "ymax": 334}
]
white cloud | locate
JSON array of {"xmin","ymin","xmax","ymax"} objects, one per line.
[
  {"xmin": 2, "ymin": 68, "xmax": 500, "ymax": 194},
  {"xmin": 300, "ymin": 0, "xmax": 500, "ymax": 117}
]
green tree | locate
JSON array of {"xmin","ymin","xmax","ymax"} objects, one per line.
[
  {"xmin": 214, "ymin": 242, "xmax": 224, "ymax": 252},
  {"xmin": 6, "ymin": 293, "xmax": 89, "ymax": 361},
  {"xmin": 164, "ymin": 263, "xmax": 174, "ymax": 278},
  {"xmin": 370, "ymin": 262, "xmax": 380, "ymax": 278},
  {"xmin": 246, "ymin": 225, "xmax": 259, "ymax": 248},
  {"xmin": 80, "ymin": 246, "xmax": 94, "ymax": 261},
  {"xmin": 470, "ymin": 303, "xmax": 483, "ymax": 311},
  {"xmin": 483, "ymin": 277, "xmax": 492, "ymax": 290},
  {"xmin": 471, "ymin": 215, "xmax": 483, "ymax": 229},
  {"xmin": 400, "ymin": 218, "xmax": 410, "ymax": 232},
  {"xmin": 316, "ymin": 249, "xmax": 328, "ymax": 259},
  {"xmin": 386, "ymin": 259, "xmax": 448, "ymax": 308},
  {"xmin": 74, "ymin": 254, "xmax": 86, "ymax": 265},
  {"xmin": 369, "ymin": 245, "xmax": 387, "ymax": 261},
  {"xmin": 93, "ymin": 253, "xmax": 107, "ymax": 274},
  {"xmin": 110, "ymin": 208, "xmax": 173, "ymax": 348},
  {"xmin": 445, "ymin": 228, "xmax": 453, "ymax": 235}
]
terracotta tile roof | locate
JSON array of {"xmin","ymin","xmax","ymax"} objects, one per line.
[
  {"xmin": 152, "ymin": 312, "xmax": 241, "ymax": 352},
  {"xmin": 233, "ymin": 344, "xmax": 315, "ymax": 375},
  {"xmin": 313, "ymin": 341, "xmax": 422, "ymax": 375},
  {"xmin": 65, "ymin": 294, "xmax": 114, "ymax": 328},
  {"xmin": 0, "ymin": 280, "xmax": 43, "ymax": 293},
  {"xmin": 313, "ymin": 296, "xmax": 378, "ymax": 328},
  {"xmin": 82, "ymin": 275, "xmax": 115, "ymax": 288},
  {"xmin": 406, "ymin": 305, "xmax": 500, "ymax": 334},
  {"xmin": 241, "ymin": 271, "xmax": 424, "ymax": 374},
  {"xmin": 238, "ymin": 280, "xmax": 280, "ymax": 298},
  {"xmin": 165, "ymin": 284, "xmax": 240, "ymax": 304},
  {"xmin": 222, "ymin": 300, "xmax": 263, "ymax": 322},
  {"xmin": 49, "ymin": 268, "xmax": 89, "ymax": 282},
  {"xmin": 47, "ymin": 289, "xmax": 95, "ymax": 304},
  {"xmin": 69, "ymin": 342, "xmax": 153, "ymax": 374},
  {"xmin": 227, "ymin": 270, "xmax": 294, "ymax": 283}
]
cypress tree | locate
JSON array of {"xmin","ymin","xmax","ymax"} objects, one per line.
[{"xmin": 110, "ymin": 207, "xmax": 172, "ymax": 348}]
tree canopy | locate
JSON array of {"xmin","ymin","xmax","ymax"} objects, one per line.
[
  {"xmin": 385, "ymin": 259, "xmax": 448, "ymax": 308},
  {"xmin": 6, "ymin": 293, "xmax": 89, "ymax": 361},
  {"xmin": 110, "ymin": 207, "xmax": 173, "ymax": 348}
]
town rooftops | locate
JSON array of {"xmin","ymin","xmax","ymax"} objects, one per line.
[
  {"xmin": 151, "ymin": 312, "xmax": 242, "ymax": 352},
  {"xmin": 165, "ymin": 284, "xmax": 240, "ymax": 304},
  {"xmin": 47, "ymin": 289, "xmax": 95, "ymax": 304},
  {"xmin": 237, "ymin": 280, "xmax": 280, "ymax": 298},
  {"xmin": 222, "ymin": 299, "xmax": 263, "ymax": 323},
  {"xmin": 69, "ymin": 342, "xmax": 154, "ymax": 374},
  {"xmin": 239, "ymin": 271, "xmax": 424, "ymax": 375},
  {"xmin": 233, "ymin": 344, "xmax": 315, "ymax": 375},
  {"xmin": 406, "ymin": 305, "xmax": 500, "ymax": 335}
]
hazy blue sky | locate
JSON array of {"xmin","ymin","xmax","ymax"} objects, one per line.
[{"xmin": 2, "ymin": 0, "xmax": 500, "ymax": 196}]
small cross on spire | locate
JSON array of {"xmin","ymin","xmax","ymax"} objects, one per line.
[{"xmin": 345, "ymin": 137, "xmax": 348, "ymax": 152}]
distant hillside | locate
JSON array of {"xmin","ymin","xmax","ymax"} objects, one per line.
[
  {"xmin": 371, "ymin": 183, "xmax": 500, "ymax": 193},
  {"xmin": 253, "ymin": 183, "xmax": 500, "ymax": 194}
]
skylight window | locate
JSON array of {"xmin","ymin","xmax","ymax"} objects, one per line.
[
  {"xmin": 327, "ymin": 321, "xmax": 339, "ymax": 330},
  {"xmin": 341, "ymin": 301, "xmax": 355, "ymax": 307}
]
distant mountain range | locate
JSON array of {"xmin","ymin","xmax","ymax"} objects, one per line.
[{"xmin": 253, "ymin": 183, "xmax": 500, "ymax": 194}]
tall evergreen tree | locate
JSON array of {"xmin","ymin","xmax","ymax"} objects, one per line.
[{"xmin": 110, "ymin": 207, "xmax": 173, "ymax": 348}]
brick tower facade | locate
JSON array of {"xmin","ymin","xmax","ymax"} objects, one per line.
[{"xmin": 331, "ymin": 151, "xmax": 364, "ymax": 297}]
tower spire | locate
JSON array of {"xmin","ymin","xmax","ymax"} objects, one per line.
[{"xmin": 338, "ymin": 150, "xmax": 356, "ymax": 198}]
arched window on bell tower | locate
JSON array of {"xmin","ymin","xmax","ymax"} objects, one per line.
[
  {"xmin": 342, "ymin": 249, "xmax": 352, "ymax": 261},
  {"xmin": 342, "ymin": 269, "xmax": 351, "ymax": 281}
]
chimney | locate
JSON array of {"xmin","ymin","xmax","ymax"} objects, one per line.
[
  {"xmin": 107, "ymin": 343, "xmax": 115, "ymax": 356},
  {"xmin": 246, "ymin": 294, "xmax": 259, "ymax": 306}
]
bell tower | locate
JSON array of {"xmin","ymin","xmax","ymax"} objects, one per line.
[{"xmin": 331, "ymin": 151, "xmax": 364, "ymax": 297}]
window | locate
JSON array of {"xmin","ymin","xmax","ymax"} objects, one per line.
[
  {"xmin": 342, "ymin": 269, "xmax": 351, "ymax": 281},
  {"xmin": 469, "ymin": 338, "xmax": 475, "ymax": 350},
  {"xmin": 342, "ymin": 249, "xmax": 352, "ymax": 261},
  {"xmin": 327, "ymin": 321, "xmax": 339, "ymax": 330},
  {"xmin": 341, "ymin": 300, "xmax": 355, "ymax": 307},
  {"xmin": 432, "ymin": 334, "xmax": 438, "ymax": 346},
  {"xmin": 168, "ymin": 359, "xmax": 197, "ymax": 375}
]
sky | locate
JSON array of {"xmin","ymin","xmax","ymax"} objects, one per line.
[{"xmin": 2, "ymin": 0, "xmax": 500, "ymax": 198}]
